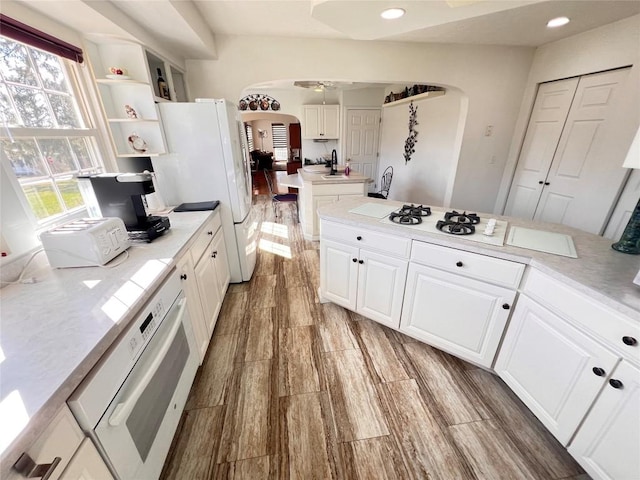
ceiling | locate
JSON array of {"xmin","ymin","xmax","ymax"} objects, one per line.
[{"xmin": 20, "ymin": 0, "xmax": 640, "ymax": 62}]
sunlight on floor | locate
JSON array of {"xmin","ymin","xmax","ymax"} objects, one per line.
[
  {"xmin": 260, "ymin": 221, "xmax": 290, "ymax": 239},
  {"xmin": 258, "ymin": 238, "xmax": 292, "ymax": 259},
  {"xmin": 0, "ymin": 390, "xmax": 29, "ymax": 452}
]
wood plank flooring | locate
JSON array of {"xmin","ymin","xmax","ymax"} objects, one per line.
[{"xmin": 161, "ymin": 196, "xmax": 588, "ymax": 480}]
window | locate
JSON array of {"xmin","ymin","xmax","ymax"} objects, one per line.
[
  {"xmin": 245, "ymin": 123, "xmax": 254, "ymax": 151},
  {"xmin": 0, "ymin": 36, "xmax": 103, "ymax": 224},
  {"xmin": 271, "ymin": 123, "xmax": 287, "ymax": 161}
]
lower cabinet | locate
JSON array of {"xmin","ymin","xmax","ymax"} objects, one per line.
[
  {"xmin": 177, "ymin": 210, "xmax": 230, "ymax": 362},
  {"xmin": 320, "ymin": 238, "xmax": 408, "ymax": 328},
  {"xmin": 60, "ymin": 438, "xmax": 114, "ymax": 480},
  {"xmin": 399, "ymin": 241, "xmax": 524, "ymax": 368},
  {"xmin": 8, "ymin": 406, "xmax": 112, "ymax": 480},
  {"xmin": 400, "ymin": 262, "xmax": 517, "ymax": 368},
  {"xmin": 494, "ymin": 295, "xmax": 620, "ymax": 445},
  {"xmin": 568, "ymin": 360, "xmax": 640, "ymax": 480}
]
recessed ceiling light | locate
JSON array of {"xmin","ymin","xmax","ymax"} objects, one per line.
[
  {"xmin": 547, "ymin": 16, "xmax": 570, "ymax": 28},
  {"xmin": 381, "ymin": 8, "xmax": 405, "ymax": 20}
]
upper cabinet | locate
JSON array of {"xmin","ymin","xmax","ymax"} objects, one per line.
[
  {"xmin": 302, "ymin": 105, "xmax": 340, "ymax": 139},
  {"xmin": 84, "ymin": 38, "xmax": 187, "ymax": 157}
]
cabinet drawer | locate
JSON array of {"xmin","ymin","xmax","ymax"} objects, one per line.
[
  {"xmin": 313, "ymin": 183, "xmax": 365, "ymax": 196},
  {"xmin": 410, "ymin": 241, "xmax": 525, "ymax": 289},
  {"xmin": 524, "ymin": 269, "xmax": 640, "ymax": 364},
  {"xmin": 321, "ymin": 220, "xmax": 411, "ymax": 258},
  {"xmin": 7, "ymin": 405, "xmax": 84, "ymax": 480},
  {"xmin": 190, "ymin": 212, "xmax": 222, "ymax": 265}
]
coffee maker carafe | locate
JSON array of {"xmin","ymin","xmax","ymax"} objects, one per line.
[{"xmin": 78, "ymin": 173, "xmax": 170, "ymax": 242}]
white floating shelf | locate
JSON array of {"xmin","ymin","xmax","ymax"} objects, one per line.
[
  {"xmin": 96, "ymin": 78, "xmax": 150, "ymax": 86},
  {"xmin": 107, "ymin": 118, "xmax": 159, "ymax": 123},
  {"xmin": 382, "ymin": 90, "xmax": 446, "ymax": 107}
]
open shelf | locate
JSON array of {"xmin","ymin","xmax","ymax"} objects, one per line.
[{"xmin": 383, "ymin": 90, "xmax": 446, "ymax": 107}]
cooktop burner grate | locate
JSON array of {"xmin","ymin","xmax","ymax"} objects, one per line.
[
  {"xmin": 443, "ymin": 210, "xmax": 480, "ymax": 225},
  {"xmin": 436, "ymin": 220, "xmax": 476, "ymax": 235},
  {"xmin": 398, "ymin": 204, "xmax": 432, "ymax": 217},
  {"xmin": 389, "ymin": 211, "xmax": 423, "ymax": 224}
]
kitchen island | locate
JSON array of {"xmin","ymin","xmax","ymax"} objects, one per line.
[
  {"xmin": 297, "ymin": 168, "xmax": 372, "ymax": 241},
  {"xmin": 0, "ymin": 210, "xmax": 214, "ymax": 478},
  {"xmin": 317, "ymin": 196, "xmax": 640, "ymax": 480}
]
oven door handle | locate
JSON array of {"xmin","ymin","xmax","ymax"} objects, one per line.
[{"xmin": 108, "ymin": 297, "xmax": 188, "ymax": 427}]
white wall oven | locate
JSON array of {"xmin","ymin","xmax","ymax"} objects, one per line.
[{"xmin": 68, "ymin": 271, "xmax": 199, "ymax": 480}]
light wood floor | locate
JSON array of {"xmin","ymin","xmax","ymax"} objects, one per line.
[{"xmin": 161, "ymin": 196, "xmax": 589, "ymax": 480}]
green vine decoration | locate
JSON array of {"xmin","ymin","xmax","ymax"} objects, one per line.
[{"xmin": 403, "ymin": 102, "xmax": 419, "ymax": 164}]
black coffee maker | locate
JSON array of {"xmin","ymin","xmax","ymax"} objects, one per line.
[{"xmin": 78, "ymin": 173, "xmax": 170, "ymax": 242}]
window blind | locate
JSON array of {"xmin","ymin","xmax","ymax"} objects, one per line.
[
  {"xmin": 272, "ymin": 123, "xmax": 287, "ymax": 161},
  {"xmin": 0, "ymin": 14, "xmax": 84, "ymax": 63},
  {"xmin": 245, "ymin": 124, "xmax": 254, "ymax": 151}
]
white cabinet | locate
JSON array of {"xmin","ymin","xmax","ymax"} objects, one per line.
[
  {"xmin": 190, "ymin": 212, "xmax": 228, "ymax": 338},
  {"xmin": 302, "ymin": 105, "xmax": 340, "ymax": 139},
  {"xmin": 7, "ymin": 406, "xmax": 112, "ymax": 480},
  {"xmin": 494, "ymin": 295, "xmax": 619, "ymax": 444},
  {"xmin": 320, "ymin": 221, "xmax": 410, "ymax": 329},
  {"xmin": 495, "ymin": 268, "xmax": 640, "ymax": 477},
  {"xmin": 400, "ymin": 242, "xmax": 524, "ymax": 368},
  {"xmin": 300, "ymin": 182, "xmax": 367, "ymax": 241},
  {"xmin": 59, "ymin": 439, "xmax": 114, "ymax": 480},
  {"xmin": 176, "ymin": 253, "xmax": 208, "ymax": 363},
  {"xmin": 569, "ymin": 360, "xmax": 640, "ymax": 480}
]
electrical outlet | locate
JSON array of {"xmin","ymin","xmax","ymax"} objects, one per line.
[{"xmin": 484, "ymin": 125, "xmax": 494, "ymax": 137}]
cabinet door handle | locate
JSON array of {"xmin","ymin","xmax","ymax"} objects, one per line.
[
  {"xmin": 356, "ymin": 236, "xmax": 362, "ymax": 241},
  {"xmin": 211, "ymin": 251, "xmax": 218, "ymax": 258},
  {"xmin": 352, "ymin": 258, "xmax": 358, "ymax": 262},
  {"xmin": 358, "ymin": 260, "xmax": 364, "ymax": 264},
  {"xmin": 13, "ymin": 453, "xmax": 61, "ymax": 480},
  {"xmin": 207, "ymin": 231, "xmax": 213, "ymax": 236},
  {"xmin": 502, "ymin": 303, "xmax": 510, "ymax": 310},
  {"xmin": 456, "ymin": 261, "xmax": 463, "ymax": 267},
  {"xmin": 609, "ymin": 379, "xmax": 624, "ymax": 389},
  {"xmin": 180, "ymin": 274, "xmax": 187, "ymax": 280},
  {"xmin": 622, "ymin": 336, "xmax": 637, "ymax": 346},
  {"xmin": 592, "ymin": 367, "xmax": 606, "ymax": 377}
]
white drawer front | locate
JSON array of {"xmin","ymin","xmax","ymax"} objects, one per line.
[
  {"xmin": 410, "ymin": 241, "xmax": 525, "ymax": 289},
  {"xmin": 190, "ymin": 212, "xmax": 221, "ymax": 265},
  {"xmin": 525, "ymin": 269, "xmax": 640, "ymax": 365},
  {"xmin": 321, "ymin": 220, "xmax": 411, "ymax": 258}
]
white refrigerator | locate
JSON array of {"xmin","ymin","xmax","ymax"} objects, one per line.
[{"xmin": 154, "ymin": 99, "xmax": 257, "ymax": 282}]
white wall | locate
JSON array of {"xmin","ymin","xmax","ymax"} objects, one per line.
[
  {"xmin": 186, "ymin": 36, "xmax": 535, "ymax": 212},
  {"xmin": 495, "ymin": 15, "xmax": 640, "ymax": 214},
  {"xmin": 379, "ymin": 90, "xmax": 463, "ymax": 206}
]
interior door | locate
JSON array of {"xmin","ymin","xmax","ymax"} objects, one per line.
[
  {"xmin": 345, "ymin": 109, "xmax": 381, "ymax": 190},
  {"xmin": 504, "ymin": 78, "xmax": 579, "ymax": 219},
  {"xmin": 505, "ymin": 68, "xmax": 631, "ymax": 234},
  {"xmin": 534, "ymin": 68, "xmax": 631, "ymax": 233}
]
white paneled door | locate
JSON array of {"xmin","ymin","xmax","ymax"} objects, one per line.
[
  {"xmin": 345, "ymin": 109, "xmax": 381, "ymax": 190},
  {"xmin": 505, "ymin": 68, "xmax": 631, "ymax": 234}
]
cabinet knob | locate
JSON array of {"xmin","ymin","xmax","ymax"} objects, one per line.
[
  {"xmin": 358, "ymin": 260, "xmax": 364, "ymax": 264},
  {"xmin": 352, "ymin": 258, "xmax": 358, "ymax": 262},
  {"xmin": 180, "ymin": 274, "xmax": 187, "ymax": 280},
  {"xmin": 538, "ymin": 181, "xmax": 544, "ymax": 184},
  {"xmin": 622, "ymin": 336, "xmax": 637, "ymax": 346},
  {"xmin": 356, "ymin": 236, "xmax": 362, "ymax": 241},
  {"xmin": 502, "ymin": 303, "xmax": 510, "ymax": 310},
  {"xmin": 456, "ymin": 261, "xmax": 463, "ymax": 267},
  {"xmin": 592, "ymin": 367, "xmax": 606, "ymax": 377},
  {"xmin": 207, "ymin": 231, "xmax": 213, "ymax": 235},
  {"xmin": 13, "ymin": 453, "xmax": 61, "ymax": 480},
  {"xmin": 544, "ymin": 182, "xmax": 550, "ymax": 186},
  {"xmin": 609, "ymin": 379, "xmax": 624, "ymax": 389}
]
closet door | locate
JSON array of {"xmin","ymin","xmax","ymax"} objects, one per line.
[
  {"xmin": 505, "ymin": 67, "xmax": 631, "ymax": 234},
  {"xmin": 504, "ymin": 78, "xmax": 579, "ymax": 219},
  {"xmin": 534, "ymin": 68, "xmax": 630, "ymax": 234}
]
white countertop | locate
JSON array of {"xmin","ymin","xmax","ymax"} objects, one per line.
[
  {"xmin": 297, "ymin": 168, "xmax": 372, "ymax": 185},
  {"xmin": 0, "ymin": 210, "xmax": 213, "ymax": 477},
  {"xmin": 318, "ymin": 197, "xmax": 640, "ymax": 319}
]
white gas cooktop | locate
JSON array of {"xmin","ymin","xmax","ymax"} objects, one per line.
[{"xmin": 378, "ymin": 205, "xmax": 508, "ymax": 246}]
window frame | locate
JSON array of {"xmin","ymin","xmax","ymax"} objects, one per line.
[
  {"xmin": 0, "ymin": 35, "xmax": 110, "ymax": 231},
  {"xmin": 271, "ymin": 122, "xmax": 288, "ymax": 161}
]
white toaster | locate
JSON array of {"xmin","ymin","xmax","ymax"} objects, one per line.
[{"xmin": 41, "ymin": 217, "xmax": 130, "ymax": 268}]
